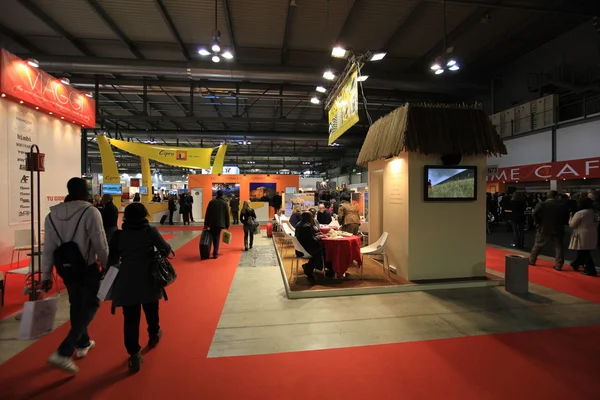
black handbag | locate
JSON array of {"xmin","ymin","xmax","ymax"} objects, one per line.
[{"xmin": 151, "ymin": 250, "xmax": 177, "ymax": 289}]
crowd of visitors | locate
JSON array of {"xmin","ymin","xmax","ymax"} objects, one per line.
[{"xmin": 488, "ymin": 189, "xmax": 600, "ymax": 277}]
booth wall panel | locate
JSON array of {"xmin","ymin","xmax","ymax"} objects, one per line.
[
  {"xmin": 487, "ymin": 130, "xmax": 552, "ymax": 168},
  {"xmin": 407, "ymin": 153, "xmax": 487, "ymax": 281},
  {"xmin": 0, "ymin": 99, "xmax": 81, "ymax": 267},
  {"xmin": 187, "ymin": 174, "xmax": 299, "ymax": 219},
  {"xmin": 556, "ymin": 120, "xmax": 600, "ymax": 162}
]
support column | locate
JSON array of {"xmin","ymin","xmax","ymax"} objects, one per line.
[
  {"xmin": 81, "ymin": 128, "xmax": 88, "ymax": 174},
  {"xmin": 140, "ymin": 156, "xmax": 152, "ymax": 203}
]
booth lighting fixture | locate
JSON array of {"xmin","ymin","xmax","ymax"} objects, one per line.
[
  {"xmin": 85, "ymin": 92, "xmax": 94, "ymax": 98},
  {"xmin": 369, "ymin": 52, "xmax": 387, "ymax": 61},
  {"xmin": 27, "ymin": 58, "xmax": 39, "ymax": 68},
  {"xmin": 310, "ymin": 97, "xmax": 321, "ymax": 105},
  {"xmin": 357, "ymin": 75, "xmax": 369, "ymax": 82},
  {"xmin": 316, "ymin": 86, "xmax": 327, "ymax": 93},
  {"xmin": 222, "ymin": 51, "xmax": 233, "ymax": 59},
  {"xmin": 323, "ymin": 70, "xmax": 336, "ymax": 80},
  {"xmin": 1, "ymin": 93, "xmax": 5, "ymax": 97},
  {"xmin": 61, "ymin": 116, "xmax": 64, "ymax": 119},
  {"xmin": 212, "ymin": 55, "xmax": 220, "ymax": 63},
  {"xmin": 430, "ymin": 2, "xmax": 460, "ymax": 75},
  {"xmin": 35, "ymin": 107, "xmax": 39, "ymax": 110},
  {"xmin": 239, "ymin": 140, "xmax": 251, "ymax": 145},
  {"xmin": 331, "ymin": 46, "xmax": 348, "ymax": 59},
  {"xmin": 329, "ymin": 142, "xmax": 340, "ymax": 147},
  {"xmin": 60, "ymin": 77, "xmax": 70, "ymax": 85},
  {"xmin": 48, "ymin": 112, "xmax": 53, "ymax": 115},
  {"xmin": 247, "ymin": 161, "xmax": 255, "ymax": 164},
  {"xmin": 435, "ymin": 68, "xmax": 444, "ymax": 75},
  {"xmin": 19, "ymin": 100, "xmax": 23, "ymax": 104},
  {"xmin": 303, "ymin": 161, "xmax": 311, "ymax": 165},
  {"xmin": 212, "ymin": 43, "xmax": 221, "ymax": 53},
  {"xmin": 357, "ymin": 172, "xmax": 361, "ymax": 175},
  {"xmin": 198, "ymin": 49, "xmax": 211, "ymax": 56}
]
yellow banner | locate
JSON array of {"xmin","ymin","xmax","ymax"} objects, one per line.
[
  {"xmin": 140, "ymin": 156, "xmax": 151, "ymax": 203},
  {"xmin": 328, "ymin": 68, "xmax": 359, "ymax": 144},
  {"xmin": 212, "ymin": 144, "xmax": 228, "ymax": 174},
  {"xmin": 97, "ymin": 135, "xmax": 121, "ymax": 209},
  {"xmin": 109, "ymin": 139, "xmax": 213, "ymax": 169}
]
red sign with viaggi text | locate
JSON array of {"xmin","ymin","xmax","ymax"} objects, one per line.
[
  {"xmin": 0, "ymin": 49, "xmax": 95, "ymax": 128},
  {"xmin": 487, "ymin": 157, "xmax": 600, "ymax": 182}
]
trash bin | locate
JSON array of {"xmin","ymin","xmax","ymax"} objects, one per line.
[{"xmin": 505, "ymin": 254, "xmax": 529, "ymax": 294}]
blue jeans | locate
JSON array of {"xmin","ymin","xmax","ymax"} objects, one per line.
[
  {"xmin": 57, "ymin": 266, "xmax": 100, "ymax": 357},
  {"xmin": 210, "ymin": 227, "xmax": 222, "ymax": 257}
]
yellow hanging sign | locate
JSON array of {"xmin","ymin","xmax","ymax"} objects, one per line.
[
  {"xmin": 212, "ymin": 144, "xmax": 228, "ymax": 174},
  {"xmin": 109, "ymin": 139, "xmax": 214, "ymax": 169},
  {"xmin": 328, "ymin": 68, "xmax": 359, "ymax": 145},
  {"xmin": 97, "ymin": 135, "xmax": 122, "ymax": 209}
]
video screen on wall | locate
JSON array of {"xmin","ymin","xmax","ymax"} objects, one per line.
[
  {"xmin": 102, "ymin": 184, "xmax": 122, "ymax": 195},
  {"xmin": 249, "ymin": 183, "xmax": 276, "ymax": 201},
  {"xmin": 212, "ymin": 183, "xmax": 239, "ymax": 201},
  {"xmin": 424, "ymin": 166, "xmax": 477, "ymax": 201},
  {"xmin": 139, "ymin": 186, "xmax": 148, "ymax": 195}
]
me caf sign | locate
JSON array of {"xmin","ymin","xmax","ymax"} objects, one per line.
[{"xmin": 487, "ymin": 157, "xmax": 600, "ymax": 182}]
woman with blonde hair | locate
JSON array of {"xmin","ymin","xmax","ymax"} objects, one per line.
[
  {"xmin": 240, "ymin": 200, "xmax": 257, "ymax": 251},
  {"xmin": 289, "ymin": 205, "xmax": 302, "ymax": 228}
]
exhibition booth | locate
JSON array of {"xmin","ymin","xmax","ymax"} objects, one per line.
[{"xmin": 0, "ymin": 49, "xmax": 94, "ymax": 271}]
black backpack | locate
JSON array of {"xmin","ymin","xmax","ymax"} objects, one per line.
[{"xmin": 49, "ymin": 207, "xmax": 90, "ymax": 283}]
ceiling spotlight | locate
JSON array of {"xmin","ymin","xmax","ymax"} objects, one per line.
[
  {"xmin": 212, "ymin": 43, "xmax": 221, "ymax": 52},
  {"xmin": 27, "ymin": 58, "xmax": 39, "ymax": 68},
  {"xmin": 331, "ymin": 46, "xmax": 347, "ymax": 58},
  {"xmin": 316, "ymin": 86, "xmax": 327, "ymax": 93},
  {"xmin": 323, "ymin": 70, "xmax": 336, "ymax": 80},
  {"xmin": 449, "ymin": 65, "xmax": 460, "ymax": 71},
  {"xmin": 212, "ymin": 55, "xmax": 220, "ymax": 63},
  {"xmin": 198, "ymin": 49, "xmax": 211, "ymax": 56},
  {"xmin": 370, "ymin": 52, "xmax": 386, "ymax": 61},
  {"xmin": 85, "ymin": 92, "xmax": 93, "ymax": 98},
  {"xmin": 447, "ymin": 60, "xmax": 457, "ymax": 67},
  {"xmin": 222, "ymin": 51, "xmax": 233, "ymax": 59},
  {"xmin": 60, "ymin": 77, "xmax": 70, "ymax": 85},
  {"xmin": 431, "ymin": 64, "xmax": 441, "ymax": 71},
  {"xmin": 435, "ymin": 69, "xmax": 445, "ymax": 75},
  {"xmin": 310, "ymin": 97, "xmax": 321, "ymax": 105},
  {"xmin": 357, "ymin": 75, "xmax": 369, "ymax": 82}
]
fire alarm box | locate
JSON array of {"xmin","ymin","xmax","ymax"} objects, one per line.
[{"xmin": 26, "ymin": 153, "xmax": 45, "ymax": 172}]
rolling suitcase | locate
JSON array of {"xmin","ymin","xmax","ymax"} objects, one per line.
[
  {"xmin": 266, "ymin": 222, "xmax": 273, "ymax": 238},
  {"xmin": 160, "ymin": 214, "xmax": 168, "ymax": 225},
  {"xmin": 200, "ymin": 230, "xmax": 212, "ymax": 260}
]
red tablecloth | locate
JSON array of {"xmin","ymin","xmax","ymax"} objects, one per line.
[
  {"xmin": 321, "ymin": 236, "xmax": 362, "ymax": 277},
  {"xmin": 319, "ymin": 225, "xmax": 338, "ymax": 234}
]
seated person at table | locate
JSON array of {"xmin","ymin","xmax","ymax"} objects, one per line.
[
  {"xmin": 338, "ymin": 200, "xmax": 361, "ymax": 235},
  {"xmin": 316, "ymin": 204, "xmax": 333, "ymax": 225},
  {"xmin": 295, "ymin": 212, "xmax": 332, "ymax": 279},
  {"xmin": 308, "ymin": 208, "xmax": 321, "ymax": 234},
  {"xmin": 289, "ymin": 205, "xmax": 302, "ymax": 228}
]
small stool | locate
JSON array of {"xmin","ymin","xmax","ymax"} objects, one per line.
[{"xmin": 505, "ymin": 254, "xmax": 529, "ymax": 294}]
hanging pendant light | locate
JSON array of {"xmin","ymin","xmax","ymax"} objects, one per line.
[{"xmin": 198, "ymin": 0, "xmax": 233, "ymax": 61}]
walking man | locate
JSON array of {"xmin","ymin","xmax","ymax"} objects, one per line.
[
  {"xmin": 529, "ymin": 190, "xmax": 569, "ymax": 270},
  {"xmin": 41, "ymin": 177, "xmax": 109, "ymax": 374},
  {"xmin": 230, "ymin": 196, "xmax": 240, "ymax": 224},
  {"xmin": 204, "ymin": 190, "xmax": 230, "ymax": 259}
]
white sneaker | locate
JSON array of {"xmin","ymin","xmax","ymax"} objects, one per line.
[
  {"xmin": 75, "ymin": 340, "xmax": 95, "ymax": 359},
  {"xmin": 48, "ymin": 352, "xmax": 79, "ymax": 375}
]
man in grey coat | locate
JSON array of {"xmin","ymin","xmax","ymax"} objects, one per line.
[
  {"xmin": 41, "ymin": 178, "xmax": 108, "ymax": 374},
  {"xmin": 204, "ymin": 190, "xmax": 230, "ymax": 259}
]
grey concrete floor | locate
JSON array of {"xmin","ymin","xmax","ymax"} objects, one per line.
[
  {"xmin": 209, "ymin": 235, "xmax": 600, "ymax": 358},
  {"xmin": 0, "ymin": 231, "xmax": 198, "ymax": 364}
]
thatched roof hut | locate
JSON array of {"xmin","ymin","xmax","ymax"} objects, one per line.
[{"xmin": 356, "ymin": 103, "xmax": 507, "ymax": 166}]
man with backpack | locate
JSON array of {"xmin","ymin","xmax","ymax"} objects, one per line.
[{"xmin": 41, "ymin": 177, "xmax": 109, "ymax": 374}]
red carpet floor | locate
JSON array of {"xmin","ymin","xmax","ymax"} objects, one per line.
[{"xmin": 1, "ymin": 236, "xmax": 600, "ymax": 399}]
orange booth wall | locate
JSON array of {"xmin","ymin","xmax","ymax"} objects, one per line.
[{"xmin": 188, "ymin": 174, "xmax": 299, "ymax": 219}]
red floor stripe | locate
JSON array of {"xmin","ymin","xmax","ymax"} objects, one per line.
[
  {"xmin": 487, "ymin": 247, "xmax": 600, "ymax": 304},
  {"xmin": 1, "ymin": 241, "xmax": 599, "ymax": 399}
]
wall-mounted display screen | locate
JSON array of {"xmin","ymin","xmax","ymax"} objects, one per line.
[
  {"xmin": 139, "ymin": 186, "xmax": 148, "ymax": 195},
  {"xmin": 102, "ymin": 184, "xmax": 122, "ymax": 195},
  {"xmin": 424, "ymin": 166, "xmax": 477, "ymax": 201}
]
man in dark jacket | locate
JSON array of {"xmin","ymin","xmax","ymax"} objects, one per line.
[
  {"xmin": 204, "ymin": 190, "xmax": 230, "ymax": 259},
  {"xmin": 316, "ymin": 204, "xmax": 332, "ymax": 225},
  {"xmin": 339, "ymin": 188, "xmax": 351, "ymax": 203},
  {"xmin": 187, "ymin": 193, "xmax": 195, "ymax": 223},
  {"xmin": 273, "ymin": 192, "xmax": 283, "ymax": 215},
  {"xmin": 230, "ymin": 196, "xmax": 240, "ymax": 224},
  {"xmin": 168, "ymin": 195, "xmax": 177, "ymax": 225},
  {"xmin": 100, "ymin": 194, "xmax": 119, "ymax": 243},
  {"xmin": 529, "ymin": 190, "xmax": 569, "ymax": 270}
]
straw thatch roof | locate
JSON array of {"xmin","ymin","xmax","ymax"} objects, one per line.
[{"xmin": 356, "ymin": 103, "xmax": 507, "ymax": 166}]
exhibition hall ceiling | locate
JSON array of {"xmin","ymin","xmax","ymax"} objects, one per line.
[{"xmin": 0, "ymin": 0, "xmax": 595, "ymax": 173}]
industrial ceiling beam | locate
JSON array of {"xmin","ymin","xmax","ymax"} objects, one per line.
[
  {"xmin": 154, "ymin": 0, "xmax": 191, "ymax": 61},
  {"xmin": 383, "ymin": 1, "xmax": 426, "ymax": 50},
  {"xmin": 16, "ymin": 0, "xmax": 94, "ymax": 56},
  {"xmin": 422, "ymin": 0, "xmax": 597, "ymax": 17},
  {"xmin": 106, "ymin": 115, "xmax": 329, "ymax": 125},
  {"xmin": 280, "ymin": 0, "xmax": 295, "ymax": 64},
  {"xmin": 222, "ymin": 0, "xmax": 237, "ymax": 54},
  {"xmin": 0, "ymin": 23, "xmax": 45, "ymax": 54},
  {"xmin": 86, "ymin": 0, "xmax": 146, "ymax": 59},
  {"xmin": 336, "ymin": 0, "xmax": 363, "ymax": 45}
]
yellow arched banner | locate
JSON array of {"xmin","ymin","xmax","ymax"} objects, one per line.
[
  {"xmin": 109, "ymin": 139, "xmax": 214, "ymax": 169},
  {"xmin": 212, "ymin": 144, "xmax": 228, "ymax": 174}
]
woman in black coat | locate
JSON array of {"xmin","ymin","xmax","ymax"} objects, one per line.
[
  {"xmin": 239, "ymin": 200, "xmax": 257, "ymax": 251},
  {"xmin": 179, "ymin": 194, "xmax": 191, "ymax": 225},
  {"xmin": 108, "ymin": 203, "xmax": 172, "ymax": 374},
  {"xmin": 100, "ymin": 194, "xmax": 119, "ymax": 243},
  {"xmin": 289, "ymin": 206, "xmax": 302, "ymax": 228}
]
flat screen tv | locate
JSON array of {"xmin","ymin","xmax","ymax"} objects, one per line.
[
  {"xmin": 102, "ymin": 184, "xmax": 122, "ymax": 195},
  {"xmin": 424, "ymin": 166, "xmax": 477, "ymax": 201},
  {"xmin": 139, "ymin": 186, "xmax": 148, "ymax": 195}
]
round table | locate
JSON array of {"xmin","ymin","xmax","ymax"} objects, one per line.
[
  {"xmin": 319, "ymin": 225, "xmax": 339, "ymax": 234},
  {"xmin": 320, "ymin": 235, "xmax": 362, "ymax": 278}
]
